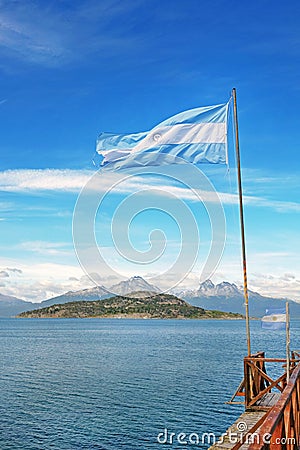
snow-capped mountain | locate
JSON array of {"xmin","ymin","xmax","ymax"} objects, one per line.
[
  {"xmin": 177, "ymin": 279, "xmax": 300, "ymax": 317},
  {"xmin": 172, "ymin": 280, "xmax": 240, "ymax": 298},
  {"xmin": 197, "ymin": 279, "xmax": 216, "ymax": 295},
  {"xmin": 109, "ymin": 276, "xmax": 160, "ymax": 296}
]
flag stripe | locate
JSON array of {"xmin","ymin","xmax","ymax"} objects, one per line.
[
  {"xmin": 262, "ymin": 313, "xmax": 286, "ymax": 322},
  {"xmin": 146, "ymin": 123, "xmax": 226, "ymax": 146},
  {"xmin": 261, "ymin": 321, "xmax": 286, "ymax": 330},
  {"xmin": 100, "ymin": 123, "xmax": 226, "ymax": 158},
  {"xmin": 100, "ymin": 143, "xmax": 227, "ymax": 170},
  {"xmin": 156, "ymin": 103, "xmax": 228, "ymax": 126}
]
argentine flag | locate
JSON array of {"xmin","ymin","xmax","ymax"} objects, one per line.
[
  {"xmin": 96, "ymin": 102, "xmax": 230, "ymax": 171},
  {"xmin": 261, "ymin": 308, "xmax": 286, "ymax": 330}
]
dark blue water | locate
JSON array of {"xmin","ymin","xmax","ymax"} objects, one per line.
[{"xmin": 0, "ymin": 319, "xmax": 299, "ymax": 450}]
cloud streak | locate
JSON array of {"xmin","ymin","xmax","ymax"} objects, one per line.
[
  {"xmin": 19, "ymin": 241, "xmax": 73, "ymax": 257},
  {"xmin": 0, "ymin": 169, "xmax": 91, "ymax": 191},
  {"xmin": 0, "ymin": 2, "xmax": 68, "ymax": 65},
  {"xmin": 0, "ymin": 168, "xmax": 299, "ymax": 214},
  {"xmin": 0, "ymin": 0, "xmax": 146, "ymax": 67}
]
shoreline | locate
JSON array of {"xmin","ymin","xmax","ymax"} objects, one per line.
[{"xmin": 16, "ymin": 314, "xmax": 245, "ymax": 320}]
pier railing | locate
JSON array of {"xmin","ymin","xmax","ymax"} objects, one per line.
[
  {"xmin": 212, "ymin": 352, "xmax": 300, "ymax": 450},
  {"xmin": 248, "ymin": 361, "xmax": 300, "ymax": 449},
  {"xmin": 244, "ymin": 351, "xmax": 299, "ymax": 410}
]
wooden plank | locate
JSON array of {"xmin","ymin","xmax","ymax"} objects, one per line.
[
  {"xmin": 255, "ymin": 393, "xmax": 281, "ymax": 408},
  {"xmin": 209, "ymin": 411, "xmax": 267, "ymax": 450},
  {"xmin": 228, "ymin": 378, "xmax": 245, "ymax": 403},
  {"xmin": 245, "ymin": 358, "xmax": 299, "ymax": 363}
]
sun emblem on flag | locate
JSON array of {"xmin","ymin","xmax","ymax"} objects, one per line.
[{"xmin": 153, "ymin": 133, "xmax": 161, "ymax": 142}]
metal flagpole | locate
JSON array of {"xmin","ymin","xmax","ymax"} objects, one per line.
[
  {"xmin": 286, "ymin": 301, "xmax": 290, "ymax": 383},
  {"xmin": 232, "ymin": 88, "xmax": 251, "ymax": 356}
]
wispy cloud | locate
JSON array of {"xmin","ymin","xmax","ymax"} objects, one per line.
[
  {"xmin": 0, "ymin": 2, "xmax": 68, "ymax": 65},
  {"xmin": 19, "ymin": 241, "xmax": 73, "ymax": 257},
  {"xmin": 0, "ymin": 168, "xmax": 299, "ymax": 214},
  {"xmin": 0, "ymin": 169, "xmax": 92, "ymax": 191},
  {"xmin": 0, "ymin": 0, "xmax": 146, "ymax": 67},
  {"xmin": 243, "ymin": 196, "xmax": 300, "ymax": 213}
]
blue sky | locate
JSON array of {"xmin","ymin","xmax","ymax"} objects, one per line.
[{"xmin": 0, "ymin": 0, "xmax": 299, "ymax": 302}]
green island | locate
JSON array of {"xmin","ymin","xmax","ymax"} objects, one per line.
[{"xmin": 18, "ymin": 292, "xmax": 244, "ymax": 320}]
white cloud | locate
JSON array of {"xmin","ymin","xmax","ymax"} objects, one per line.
[
  {"xmin": 0, "ymin": 259, "xmax": 86, "ymax": 301},
  {"xmin": 0, "ymin": 169, "xmax": 92, "ymax": 192},
  {"xmin": 19, "ymin": 241, "xmax": 73, "ymax": 257},
  {"xmin": 244, "ymin": 196, "xmax": 300, "ymax": 213},
  {"xmin": 2, "ymin": 279, "xmax": 75, "ymax": 303},
  {"xmin": 250, "ymin": 273, "xmax": 300, "ymax": 302},
  {"xmin": 0, "ymin": 168, "xmax": 299, "ymax": 215},
  {"xmin": 0, "ymin": 0, "xmax": 144, "ymax": 67}
]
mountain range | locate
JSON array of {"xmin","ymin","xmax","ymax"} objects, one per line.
[
  {"xmin": 1, "ymin": 276, "xmax": 300, "ymax": 318},
  {"xmin": 175, "ymin": 280, "xmax": 300, "ymax": 318}
]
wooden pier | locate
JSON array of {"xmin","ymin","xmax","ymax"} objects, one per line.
[{"xmin": 210, "ymin": 352, "xmax": 300, "ymax": 449}]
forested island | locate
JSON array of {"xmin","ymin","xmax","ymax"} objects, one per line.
[{"xmin": 18, "ymin": 292, "xmax": 244, "ymax": 320}]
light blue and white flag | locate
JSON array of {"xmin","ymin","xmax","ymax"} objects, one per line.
[
  {"xmin": 261, "ymin": 308, "xmax": 286, "ymax": 330},
  {"xmin": 96, "ymin": 102, "xmax": 230, "ymax": 171}
]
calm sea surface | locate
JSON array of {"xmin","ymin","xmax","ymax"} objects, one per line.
[{"xmin": 1, "ymin": 318, "xmax": 299, "ymax": 450}]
